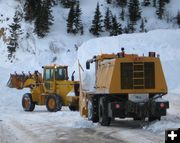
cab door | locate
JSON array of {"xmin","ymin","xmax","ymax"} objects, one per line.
[{"xmin": 44, "ymin": 68, "xmax": 55, "ymax": 93}]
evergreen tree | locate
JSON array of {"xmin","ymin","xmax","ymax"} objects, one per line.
[
  {"xmin": 116, "ymin": 0, "xmax": 127, "ymax": 7},
  {"xmin": 34, "ymin": 0, "xmax": 54, "ymax": 37},
  {"xmin": 120, "ymin": 7, "xmax": 125, "ymax": 21},
  {"xmin": 48, "ymin": 0, "xmax": 57, "ymax": 6},
  {"xmin": 127, "ymin": 20, "xmax": 135, "ymax": 33},
  {"xmin": 124, "ymin": 26, "xmax": 129, "ymax": 33},
  {"xmin": 74, "ymin": 1, "xmax": 83, "ymax": 34},
  {"xmin": 164, "ymin": 0, "xmax": 170, "ymax": 4},
  {"xmin": 128, "ymin": 0, "xmax": 141, "ymax": 23},
  {"xmin": 177, "ymin": 11, "xmax": 180, "ymax": 27},
  {"xmin": 60, "ymin": 0, "xmax": 76, "ymax": 8},
  {"xmin": 80, "ymin": 25, "xmax": 84, "ymax": 35},
  {"xmin": 89, "ymin": 3, "xmax": 103, "ymax": 36},
  {"xmin": 153, "ymin": 0, "xmax": 156, "ymax": 7},
  {"xmin": 24, "ymin": 0, "xmax": 41, "ymax": 21},
  {"xmin": 7, "ymin": 9, "xmax": 23, "ymax": 60},
  {"xmin": 106, "ymin": 0, "xmax": 112, "ymax": 4},
  {"xmin": 109, "ymin": 15, "xmax": 122, "ymax": 36},
  {"xmin": 140, "ymin": 18, "xmax": 145, "ymax": 32},
  {"xmin": 66, "ymin": 5, "xmax": 75, "ymax": 33},
  {"xmin": 143, "ymin": 0, "xmax": 151, "ymax": 6},
  {"xmin": 104, "ymin": 8, "xmax": 112, "ymax": 31},
  {"xmin": 156, "ymin": 0, "xmax": 165, "ymax": 19},
  {"xmin": 66, "ymin": 1, "xmax": 83, "ymax": 34}
]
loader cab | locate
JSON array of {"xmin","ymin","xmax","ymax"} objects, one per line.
[
  {"xmin": 43, "ymin": 65, "xmax": 68, "ymax": 93},
  {"xmin": 55, "ymin": 67, "xmax": 68, "ymax": 81}
]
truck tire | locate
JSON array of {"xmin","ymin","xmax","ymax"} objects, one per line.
[
  {"xmin": 22, "ymin": 93, "xmax": 35, "ymax": 111},
  {"xmin": 148, "ymin": 116, "xmax": 161, "ymax": 122},
  {"xmin": 98, "ymin": 97, "xmax": 111, "ymax": 126},
  {"xmin": 46, "ymin": 95, "xmax": 62, "ymax": 112},
  {"xmin": 88, "ymin": 97, "xmax": 99, "ymax": 123},
  {"xmin": 133, "ymin": 117, "xmax": 141, "ymax": 121},
  {"xmin": 88, "ymin": 100, "xmax": 93, "ymax": 120}
]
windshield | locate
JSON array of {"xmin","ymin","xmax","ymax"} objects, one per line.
[{"xmin": 55, "ymin": 67, "xmax": 67, "ymax": 80}]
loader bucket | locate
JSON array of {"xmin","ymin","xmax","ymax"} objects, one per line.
[{"xmin": 7, "ymin": 73, "xmax": 31, "ymax": 89}]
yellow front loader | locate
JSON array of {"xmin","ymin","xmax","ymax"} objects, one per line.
[{"xmin": 7, "ymin": 65, "xmax": 79, "ymax": 112}]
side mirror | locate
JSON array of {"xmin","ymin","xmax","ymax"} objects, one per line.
[{"xmin": 86, "ymin": 61, "xmax": 90, "ymax": 70}]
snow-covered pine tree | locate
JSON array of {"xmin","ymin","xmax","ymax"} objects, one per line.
[
  {"xmin": 153, "ymin": 0, "xmax": 156, "ymax": 7},
  {"xmin": 7, "ymin": 9, "xmax": 23, "ymax": 60},
  {"xmin": 120, "ymin": 7, "xmax": 125, "ymax": 21},
  {"xmin": 143, "ymin": 0, "xmax": 151, "ymax": 6},
  {"xmin": 109, "ymin": 15, "xmax": 122, "ymax": 36},
  {"xmin": 177, "ymin": 11, "xmax": 180, "ymax": 27},
  {"xmin": 66, "ymin": 4, "xmax": 75, "ymax": 33},
  {"xmin": 116, "ymin": 0, "xmax": 127, "ymax": 7},
  {"xmin": 123, "ymin": 26, "xmax": 129, "ymax": 33},
  {"xmin": 128, "ymin": 0, "xmax": 141, "ymax": 23},
  {"xmin": 164, "ymin": 0, "xmax": 170, "ymax": 4},
  {"xmin": 140, "ymin": 18, "xmax": 145, "ymax": 32},
  {"xmin": 24, "ymin": 0, "xmax": 41, "ymax": 21},
  {"xmin": 60, "ymin": 0, "xmax": 76, "ymax": 8},
  {"xmin": 106, "ymin": 0, "xmax": 112, "ymax": 4},
  {"xmin": 34, "ymin": 0, "xmax": 54, "ymax": 37},
  {"xmin": 47, "ymin": 0, "xmax": 57, "ymax": 6},
  {"xmin": 89, "ymin": 2, "xmax": 103, "ymax": 36},
  {"xmin": 74, "ymin": 1, "xmax": 83, "ymax": 34},
  {"xmin": 127, "ymin": 20, "xmax": 135, "ymax": 33},
  {"xmin": 156, "ymin": 0, "xmax": 165, "ymax": 19},
  {"xmin": 104, "ymin": 8, "xmax": 112, "ymax": 31}
]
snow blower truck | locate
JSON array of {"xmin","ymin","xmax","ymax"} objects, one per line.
[
  {"xmin": 7, "ymin": 65, "xmax": 79, "ymax": 112},
  {"xmin": 79, "ymin": 48, "xmax": 169, "ymax": 126}
]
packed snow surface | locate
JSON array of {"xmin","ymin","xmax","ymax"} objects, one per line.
[{"xmin": 0, "ymin": 0, "xmax": 180, "ymax": 142}]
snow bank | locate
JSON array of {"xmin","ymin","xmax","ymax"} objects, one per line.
[{"xmin": 77, "ymin": 29, "xmax": 180, "ymax": 92}]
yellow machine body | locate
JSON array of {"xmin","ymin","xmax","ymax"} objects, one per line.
[
  {"xmin": 8, "ymin": 65, "xmax": 79, "ymax": 111},
  {"xmin": 80, "ymin": 52, "xmax": 168, "ymax": 118}
]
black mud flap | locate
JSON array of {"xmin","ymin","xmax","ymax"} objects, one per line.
[
  {"xmin": 108, "ymin": 102, "xmax": 125, "ymax": 118},
  {"xmin": 151, "ymin": 100, "xmax": 169, "ymax": 117}
]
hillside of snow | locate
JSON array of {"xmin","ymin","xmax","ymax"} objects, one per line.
[
  {"xmin": 0, "ymin": 0, "xmax": 180, "ymax": 73},
  {"xmin": 0, "ymin": 0, "xmax": 180, "ymax": 143}
]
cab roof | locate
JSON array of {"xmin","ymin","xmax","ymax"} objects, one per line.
[{"xmin": 43, "ymin": 64, "xmax": 68, "ymax": 68}]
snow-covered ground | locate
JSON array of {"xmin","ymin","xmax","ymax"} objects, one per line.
[{"xmin": 0, "ymin": 0, "xmax": 180, "ymax": 143}]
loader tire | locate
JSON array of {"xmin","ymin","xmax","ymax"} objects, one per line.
[
  {"xmin": 98, "ymin": 97, "xmax": 111, "ymax": 126},
  {"xmin": 22, "ymin": 93, "xmax": 35, "ymax": 111},
  {"xmin": 46, "ymin": 95, "xmax": 62, "ymax": 112},
  {"xmin": 69, "ymin": 106, "xmax": 77, "ymax": 111}
]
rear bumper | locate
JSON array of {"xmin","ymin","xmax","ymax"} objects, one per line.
[{"xmin": 108, "ymin": 100, "xmax": 169, "ymax": 118}]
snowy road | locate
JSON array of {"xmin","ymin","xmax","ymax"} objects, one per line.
[
  {"xmin": 0, "ymin": 90, "xmax": 175, "ymax": 143},
  {"xmin": 0, "ymin": 118, "xmax": 164, "ymax": 143},
  {"xmin": 0, "ymin": 87, "xmax": 179, "ymax": 143},
  {"xmin": 0, "ymin": 85, "xmax": 180, "ymax": 143}
]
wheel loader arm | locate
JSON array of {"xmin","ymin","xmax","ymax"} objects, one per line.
[
  {"xmin": 7, "ymin": 71, "xmax": 43, "ymax": 89},
  {"xmin": 23, "ymin": 79, "xmax": 36, "ymax": 88}
]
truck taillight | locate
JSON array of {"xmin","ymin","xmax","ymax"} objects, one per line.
[
  {"xmin": 160, "ymin": 103, "xmax": 165, "ymax": 108},
  {"xmin": 115, "ymin": 104, "xmax": 120, "ymax": 109}
]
